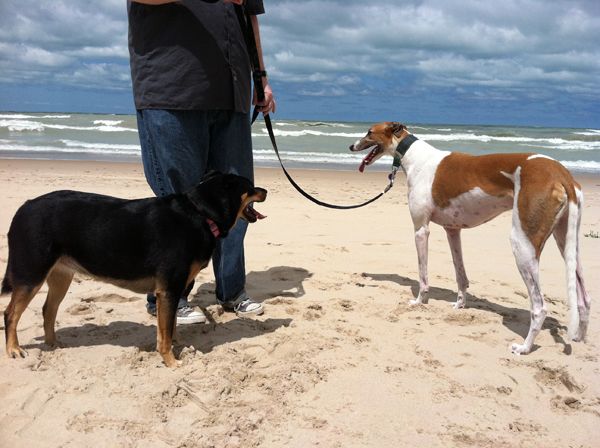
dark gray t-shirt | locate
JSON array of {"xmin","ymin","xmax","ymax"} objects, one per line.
[{"xmin": 128, "ymin": 0, "xmax": 264, "ymax": 112}]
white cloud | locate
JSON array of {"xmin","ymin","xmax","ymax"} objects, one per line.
[
  {"xmin": 0, "ymin": 0, "xmax": 597, "ymax": 121},
  {"xmin": 261, "ymin": 0, "xmax": 599, "ymax": 103},
  {"xmin": 0, "ymin": 0, "xmax": 128, "ymax": 89}
]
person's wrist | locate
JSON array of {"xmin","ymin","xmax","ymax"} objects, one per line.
[{"xmin": 254, "ymin": 69, "xmax": 267, "ymax": 79}]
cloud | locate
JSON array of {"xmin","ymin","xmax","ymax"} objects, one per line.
[
  {"xmin": 0, "ymin": 0, "xmax": 598, "ymax": 124},
  {"xmin": 0, "ymin": 0, "xmax": 128, "ymax": 89}
]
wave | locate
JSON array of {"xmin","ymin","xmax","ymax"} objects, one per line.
[
  {"xmin": 415, "ymin": 133, "xmax": 600, "ymax": 150},
  {"xmin": 1, "ymin": 140, "xmax": 598, "ymax": 173},
  {"xmin": 253, "ymin": 128, "xmax": 364, "ymax": 138},
  {"xmin": 0, "ymin": 119, "xmax": 137, "ymax": 133},
  {"xmin": 251, "ymin": 149, "xmax": 600, "ymax": 173},
  {"xmin": 521, "ymin": 142, "xmax": 600, "ymax": 151},
  {"xmin": 61, "ymin": 140, "xmax": 140, "ymax": 151},
  {"xmin": 560, "ymin": 160, "xmax": 600, "ymax": 173},
  {"xmin": 574, "ymin": 129, "xmax": 600, "ymax": 136},
  {"xmin": 249, "ymin": 128, "xmax": 600, "ymax": 151},
  {"xmin": 93, "ymin": 120, "xmax": 123, "ymax": 126},
  {"xmin": 0, "ymin": 142, "xmax": 140, "ymax": 156},
  {"xmin": 302, "ymin": 121, "xmax": 352, "ymax": 128}
]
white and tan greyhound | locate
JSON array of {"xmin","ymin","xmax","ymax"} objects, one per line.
[{"xmin": 350, "ymin": 122, "xmax": 590, "ymax": 354}]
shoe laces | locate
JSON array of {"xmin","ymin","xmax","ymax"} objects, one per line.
[
  {"xmin": 235, "ymin": 299, "xmax": 254, "ymax": 310},
  {"xmin": 178, "ymin": 306, "xmax": 193, "ymax": 315}
]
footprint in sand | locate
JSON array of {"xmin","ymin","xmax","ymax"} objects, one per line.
[
  {"xmin": 82, "ymin": 293, "xmax": 141, "ymax": 303},
  {"xmin": 66, "ymin": 303, "xmax": 96, "ymax": 316},
  {"xmin": 302, "ymin": 304, "xmax": 324, "ymax": 320},
  {"xmin": 443, "ymin": 311, "xmax": 494, "ymax": 326},
  {"xmin": 532, "ymin": 361, "xmax": 584, "ymax": 393},
  {"xmin": 337, "ymin": 299, "xmax": 355, "ymax": 311}
]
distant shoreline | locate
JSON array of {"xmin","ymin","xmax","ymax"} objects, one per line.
[{"xmin": 1, "ymin": 157, "xmax": 598, "ymax": 182}]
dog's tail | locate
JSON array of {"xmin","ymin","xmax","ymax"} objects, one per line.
[
  {"xmin": 1, "ymin": 274, "xmax": 12, "ymax": 295},
  {"xmin": 1, "ymin": 262, "xmax": 12, "ymax": 295},
  {"xmin": 564, "ymin": 187, "xmax": 588, "ymax": 341}
]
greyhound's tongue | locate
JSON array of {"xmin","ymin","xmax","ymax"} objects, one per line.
[{"xmin": 359, "ymin": 159, "xmax": 366, "ymax": 173}]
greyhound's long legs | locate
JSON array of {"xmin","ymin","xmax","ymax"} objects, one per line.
[
  {"xmin": 445, "ymin": 228, "xmax": 469, "ymax": 309},
  {"xmin": 410, "ymin": 225, "xmax": 430, "ymax": 305}
]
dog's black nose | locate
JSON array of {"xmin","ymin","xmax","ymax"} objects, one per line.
[{"xmin": 349, "ymin": 144, "xmax": 354, "ymax": 151}]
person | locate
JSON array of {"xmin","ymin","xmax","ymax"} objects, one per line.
[{"xmin": 127, "ymin": 0, "xmax": 276, "ymax": 324}]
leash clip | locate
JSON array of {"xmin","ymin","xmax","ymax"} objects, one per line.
[{"xmin": 384, "ymin": 166, "xmax": 398, "ymax": 193}]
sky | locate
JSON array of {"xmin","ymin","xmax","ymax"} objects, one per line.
[{"xmin": 0, "ymin": 0, "xmax": 598, "ymax": 127}]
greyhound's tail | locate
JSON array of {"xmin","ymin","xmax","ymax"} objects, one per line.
[{"xmin": 564, "ymin": 188, "xmax": 583, "ymax": 340}]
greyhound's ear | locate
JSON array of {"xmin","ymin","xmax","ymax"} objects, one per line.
[{"xmin": 390, "ymin": 122, "xmax": 406, "ymax": 136}]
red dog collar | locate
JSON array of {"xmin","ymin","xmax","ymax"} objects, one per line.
[{"xmin": 206, "ymin": 218, "xmax": 221, "ymax": 238}]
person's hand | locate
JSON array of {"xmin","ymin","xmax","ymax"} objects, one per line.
[{"xmin": 253, "ymin": 82, "xmax": 276, "ymax": 115}]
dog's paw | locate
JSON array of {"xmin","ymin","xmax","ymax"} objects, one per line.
[
  {"xmin": 453, "ymin": 292, "xmax": 467, "ymax": 309},
  {"xmin": 409, "ymin": 291, "xmax": 428, "ymax": 306},
  {"xmin": 570, "ymin": 321, "xmax": 588, "ymax": 342},
  {"xmin": 452, "ymin": 300, "xmax": 465, "ymax": 309},
  {"xmin": 7, "ymin": 346, "xmax": 28, "ymax": 358},
  {"xmin": 161, "ymin": 351, "xmax": 182, "ymax": 368},
  {"xmin": 511, "ymin": 342, "xmax": 531, "ymax": 355},
  {"xmin": 44, "ymin": 338, "xmax": 63, "ymax": 349}
]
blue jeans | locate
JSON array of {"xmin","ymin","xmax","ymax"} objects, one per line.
[{"xmin": 136, "ymin": 109, "xmax": 253, "ymax": 307}]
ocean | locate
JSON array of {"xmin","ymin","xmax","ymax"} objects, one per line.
[{"xmin": 1, "ymin": 112, "xmax": 599, "ymax": 173}]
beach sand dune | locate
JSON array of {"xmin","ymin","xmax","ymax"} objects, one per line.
[{"xmin": 0, "ymin": 159, "xmax": 599, "ymax": 447}]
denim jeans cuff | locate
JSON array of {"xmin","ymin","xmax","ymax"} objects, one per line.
[{"xmin": 217, "ymin": 289, "xmax": 248, "ymax": 307}]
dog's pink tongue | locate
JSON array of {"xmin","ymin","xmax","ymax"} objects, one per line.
[{"xmin": 359, "ymin": 159, "xmax": 366, "ymax": 173}]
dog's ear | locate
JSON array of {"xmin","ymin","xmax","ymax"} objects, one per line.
[
  {"xmin": 186, "ymin": 187, "xmax": 225, "ymax": 223},
  {"xmin": 185, "ymin": 173, "xmax": 253, "ymax": 238},
  {"xmin": 185, "ymin": 175, "xmax": 233, "ymax": 237},
  {"xmin": 389, "ymin": 122, "xmax": 406, "ymax": 136}
]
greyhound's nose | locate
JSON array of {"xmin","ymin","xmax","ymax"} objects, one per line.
[{"xmin": 349, "ymin": 144, "xmax": 354, "ymax": 151}]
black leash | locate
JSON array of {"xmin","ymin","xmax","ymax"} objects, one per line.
[{"xmin": 235, "ymin": 6, "xmax": 398, "ymax": 209}]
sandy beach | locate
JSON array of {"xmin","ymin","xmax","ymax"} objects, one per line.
[{"xmin": 0, "ymin": 158, "xmax": 599, "ymax": 447}]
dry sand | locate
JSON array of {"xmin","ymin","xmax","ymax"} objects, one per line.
[{"xmin": 0, "ymin": 158, "xmax": 599, "ymax": 447}]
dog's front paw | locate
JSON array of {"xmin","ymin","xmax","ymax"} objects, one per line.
[
  {"xmin": 409, "ymin": 291, "xmax": 428, "ymax": 306},
  {"xmin": 44, "ymin": 336, "xmax": 63, "ymax": 348},
  {"xmin": 7, "ymin": 346, "xmax": 28, "ymax": 359},
  {"xmin": 161, "ymin": 351, "xmax": 182, "ymax": 368},
  {"xmin": 452, "ymin": 292, "xmax": 467, "ymax": 309},
  {"xmin": 511, "ymin": 342, "xmax": 531, "ymax": 355}
]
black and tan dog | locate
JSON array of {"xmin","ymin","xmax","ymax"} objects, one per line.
[{"xmin": 1, "ymin": 172, "xmax": 267, "ymax": 367}]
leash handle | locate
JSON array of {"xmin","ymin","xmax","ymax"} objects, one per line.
[{"xmin": 235, "ymin": 5, "xmax": 393, "ymax": 210}]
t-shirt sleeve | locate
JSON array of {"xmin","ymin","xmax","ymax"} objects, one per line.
[{"xmin": 245, "ymin": 0, "xmax": 265, "ymax": 15}]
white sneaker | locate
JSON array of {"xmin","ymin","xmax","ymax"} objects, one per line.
[
  {"xmin": 232, "ymin": 299, "xmax": 264, "ymax": 316},
  {"xmin": 176, "ymin": 306, "xmax": 207, "ymax": 325}
]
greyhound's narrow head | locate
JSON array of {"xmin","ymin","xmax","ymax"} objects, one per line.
[{"xmin": 349, "ymin": 122, "xmax": 409, "ymax": 172}]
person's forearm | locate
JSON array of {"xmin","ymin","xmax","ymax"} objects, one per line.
[{"xmin": 251, "ymin": 16, "xmax": 267, "ymax": 77}]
